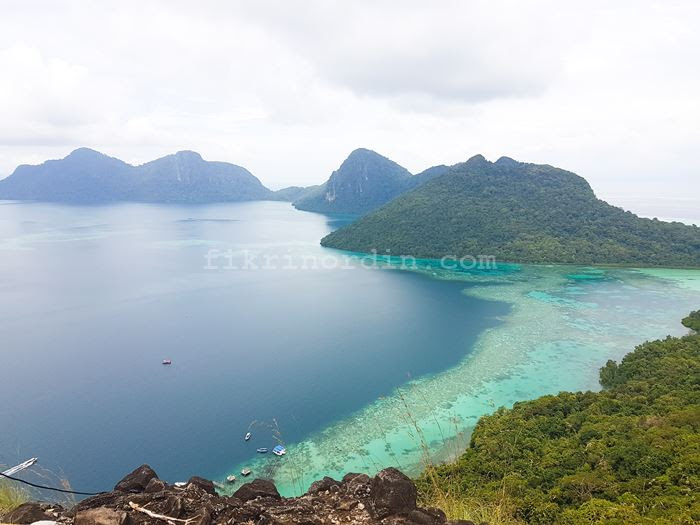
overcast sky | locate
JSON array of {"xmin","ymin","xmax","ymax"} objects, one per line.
[{"xmin": 1, "ymin": 0, "xmax": 698, "ymax": 208}]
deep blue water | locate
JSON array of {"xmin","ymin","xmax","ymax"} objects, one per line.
[{"xmin": 0, "ymin": 200, "xmax": 508, "ymax": 492}]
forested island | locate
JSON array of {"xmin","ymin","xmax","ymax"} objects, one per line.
[
  {"xmin": 321, "ymin": 155, "xmax": 700, "ymax": 267},
  {"xmin": 0, "ymin": 148, "xmax": 309, "ymax": 204}
]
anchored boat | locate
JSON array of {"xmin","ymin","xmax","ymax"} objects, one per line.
[
  {"xmin": 226, "ymin": 475, "xmax": 236, "ymax": 483},
  {"xmin": 241, "ymin": 468, "xmax": 251, "ymax": 476},
  {"xmin": 256, "ymin": 447, "xmax": 268, "ymax": 453},
  {"xmin": 272, "ymin": 445, "xmax": 287, "ymax": 456}
]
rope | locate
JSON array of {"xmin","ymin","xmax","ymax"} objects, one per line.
[{"xmin": 0, "ymin": 471, "xmax": 105, "ymax": 496}]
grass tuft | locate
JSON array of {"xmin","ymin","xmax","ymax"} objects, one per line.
[{"xmin": 0, "ymin": 480, "xmax": 27, "ymax": 514}]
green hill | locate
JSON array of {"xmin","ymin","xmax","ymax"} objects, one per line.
[
  {"xmin": 419, "ymin": 318, "xmax": 700, "ymax": 524},
  {"xmin": 321, "ymin": 155, "xmax": 700, "ymax": 267},
  {"xmin": 293, "ymin": 148, "xmax": 448, "ymax": 215},
  {"xmin": 271, "ymin": 185, "xmax": 321, "ymax": 202}
]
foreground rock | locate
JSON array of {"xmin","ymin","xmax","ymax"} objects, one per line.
[
  {"xmin": 113, "ymin": 465, "xmax": 158, "ymax": 493},
  {"xmin": 3, "ymin": 465, "xmax": 474, "ymax": 524},
  {"xmin": 4, "ymin": 502, "xmax": 64, "ymax": 524}
]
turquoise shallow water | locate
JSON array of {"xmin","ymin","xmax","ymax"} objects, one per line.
[{"xmin": 225, "ymin": 262, "xmax": 700, "ymax": 495}]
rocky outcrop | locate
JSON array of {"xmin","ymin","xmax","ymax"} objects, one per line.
[
  {"xmin": 4, "ymin": 465, "xmax": 474, "ymax": 525},
  {"xmin": 231, "ymin": 478, "xmax": 280, "ymax": 502},
  {"xmin": 307, "ymin": 476, "xmax": 341, "ymax": 494},
  {"xmin": 113, "ymin": 465, "xmax": 158, "ymax": 493},
  {"xmin": 370, "ymin": 468, "xmax": 418, "ymax": 519},
  {"xmin": 4, "ymin": 502, "xmax": 64, "ymax": 524}
]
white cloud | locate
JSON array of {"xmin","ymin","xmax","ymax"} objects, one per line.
[
  {"xmin": 0, "ymin": 0, "xmax": 697, "ymax": 206},
  {"xmin": 237, "ymin": 0, "xmax": 584, "ymax": 104},
  {"xmin": 0, "ymin": 46, "xmax": 93, "ymax": 142}
]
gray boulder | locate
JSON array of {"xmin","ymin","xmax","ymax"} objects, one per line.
[
  {"xmin": 113, "ymin": 464, "xmax": 158, "ymax": 492},
  {"xmin": 371, "ymin": 467, "xmax": 417, "ymax": 518}
]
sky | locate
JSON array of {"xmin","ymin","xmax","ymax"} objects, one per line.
[{"xmin": 0, "ymin": 0, "xmax": 698, "ymax": 210}]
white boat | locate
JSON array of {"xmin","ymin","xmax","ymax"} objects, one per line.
[
  {"xmin": 241, "ymin": 468, "xmax": 251, "ymax": 476},
  {"xmin": 174, "ymin": 481, "xmax": 187, "ymax": 488},
  {"xmin": 272, "ymin": 445, "xmax": 287, "ymax": 456},
  {"xmin": 244, "ymin": 432, "xmax": 251, "ymax": 441},
  {"xmin": 226, "ymin": 475, "xmax": 236, "ymax": 483}
]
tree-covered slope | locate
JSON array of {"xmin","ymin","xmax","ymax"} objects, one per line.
[
  {"xmin": 129, "ymin": 151, "xmax": 272, "ymax": 203},
  {"xmin": 321, "ymin": 155, "xmax": 700, "ymax": 267},
  {"xmin": 409, "ymin": 164, "xmax": 450, "ymax": 188},
  {"xmin": 0, "ymin": 149, "xmax": 273, "ymax": 203},
  {"xmin": 420, "ymin": 321, "xmax": 700, "ymax": 524},
  {"xmin": 271, "ymin": 185, "xmax": 321, "ymax": 202},
  {"xmin": 0, "ymin": 148, "xmax": 134, "ymax": 202},
  {"xmin": 293, "ymin": 148, "xmax": 449, "ymax": 215},
  {"xmin": 682, "ymin": 310, "xmax": 700, "ymax": 331},
  {"xmin": 293, "ymin": 148, "xmax": 412, "ymax": 215}
]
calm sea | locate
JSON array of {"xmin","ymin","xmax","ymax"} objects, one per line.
[{"xmin": 0, "ymin": 200, "xmax": 508, "ymax": 492}]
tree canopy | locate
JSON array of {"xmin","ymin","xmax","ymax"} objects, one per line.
[{"xmin": 682, "ymin": 310, "xmax": 700, "ymax": 332}]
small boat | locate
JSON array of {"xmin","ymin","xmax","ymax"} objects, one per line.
[
  {"xmin": 241, "ymin": 468, "xmax": 251, "ymax": 476},
  {"xmin": 256, "ymin": 448, "xmax": 268, "ymax": 453},
  {"xmin": 174, "ymin": 481, "xmax": 187, "ymax": 488},
  {"xmin": 244, "ymin": 432, "xmax": 251, "ymax": 441},
  {"xmin": 272, "ymin": 445, "xmax": 287, "ymax": 456},
  {"xmin": 162, "ymin": 359, "xmax": 172, "ymax": 365},
  {"xmin": 226, "ymin": 475, "xmax": 236, "ymax": 483}
]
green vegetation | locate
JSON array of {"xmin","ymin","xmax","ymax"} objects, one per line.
[
  {"xmin": 294, "ymin": 148, "xmax": 448, "ymax": 215},
  {"xmin": 0, "ymin": 480, "xmax": 26, "ymax": 514},
  {"xmin": 418, "ymin": 318, "xmax": 700, "ymax": 524},
  {"xmin": 271, "ymin": 185, "xmax": 321, "ymax": 202},
  {"xmin": 682, "ymin": 310, "xmax": 700, "ymax": 332},
  {"xmin": 294, "ymin": 148, "xmax": 413, "ymax": 215},
  {"xmin": 322, "ymin": 155, "xmax": 700, "ymax": 267}
]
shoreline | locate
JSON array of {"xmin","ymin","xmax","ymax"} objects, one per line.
[
  {"xmin": 319, "ymin": 247, "xmax": 700, "ymax": 271},
  {"xmin": 220, "ymin": 262, "xmax": 700, "ymax": 496}
]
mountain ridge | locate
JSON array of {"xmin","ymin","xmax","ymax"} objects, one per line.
[
  {"xmin": 0, "ymin": 148, "xmax": 273, "ymax": 204},
  {"xmin": 293, "ymin": 148, "xmax": 448, "ymax": 215},
  {"xmin": 321, "ymin": 155, "xmax": 700, "ymax": 267}
]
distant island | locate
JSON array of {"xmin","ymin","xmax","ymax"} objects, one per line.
[
  {"xmin": 0, "ymin": 148, "xmax": 304, "ymax": 204},
  {"xmin": 0, "ymin": 146, "xmax": 447, "ymax": 213},
  {"xmin": 3, "ymin": 148, "xmax": 699, "ymax": 267},
  {"xmin": 321, "ymin": 155, "xmax": 700, "ymax": 267},
  {"xmin": 293, "ymin": 148, "xmax": 449, "ymax": 215}
]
